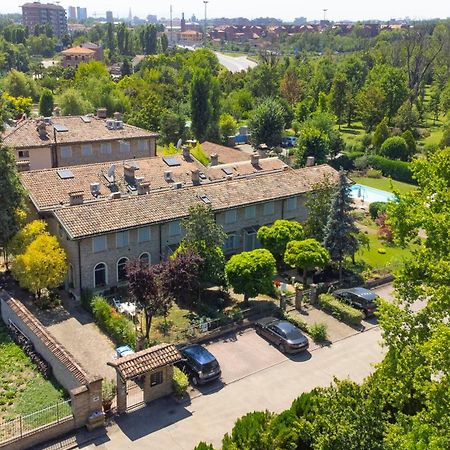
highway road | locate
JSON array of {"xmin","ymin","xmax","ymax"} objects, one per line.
[{"xmin": 215, "ymin": 52, "xmax": 258, "ymax": 72}]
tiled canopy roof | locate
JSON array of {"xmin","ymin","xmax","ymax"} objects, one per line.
[
  {"xmin": 53, "ymin": 164, "xmax": 338, "ymax": 239},
  {"xmin": 108, "ymin": 344, "xmax": 181, "ymax": 380}
]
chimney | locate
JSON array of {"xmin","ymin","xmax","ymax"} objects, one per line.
[
  {"xmin": 97, "ymin": 108, "xmax": 107, "ymax": 119},
  {"xmin": 210, "ymin": 153, "xmax": 219, "ymax": 166},
  {"xmin": 182, "ymin": 146, "xmax": 191, "ymax": 160},
  {"xmin": 306, "ymin": 156, "xmax": 315, "ymax": 167},
  {"xmin": 123, "ymin": 163, "xmax": 137, "ymax": 185},
  {"xmin": 251, "ymin": 152, "xmax": 260, "ymax": 167},
  {"xmin": 137, "ymin": 181, "xmax": 150, "ymax": 195},
  {"xmin": 53, "ymin": 106, "xmax": 61, "ymax": 117},
  {"xmin": 113, "ymin": 111, "xmax": 122, "ymax": 121},
  {"xmin": 69, "ymin": 191, "xmax": 84, "ymax": 205},
  {"xmin": 36, "ymin": 121, "xmax": 47, "ymax": 139},
  {"xmin": 191, "ymin": 169, "xmax": 200, "ymax": 185}
]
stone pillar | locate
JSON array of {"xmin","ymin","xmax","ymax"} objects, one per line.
[
  {"xmin": 309, "ymin": 283, "xmax": 318, "ymax": 305},
  {"xmin": 116, "ymin": 374, "xmax": 127, "ymax": 414},
  {"xmin": 70, "ymin": 385, "xmax": 90, "ymax": 427},
  {"xmin": 87, "ymin": 377, "xmax": 103, "ymax": 415},
  {"xmin": 279, "ymin": 293, "xmax": 287, "ymax": 313},
  {"xmin": 295, "ymin": 287, "xmax": 303, "ymax": 310}
]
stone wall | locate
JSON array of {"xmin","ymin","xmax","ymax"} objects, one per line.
[{"xmin": 143, "ymin": 366, "xmax": 174, "ymax": 404}]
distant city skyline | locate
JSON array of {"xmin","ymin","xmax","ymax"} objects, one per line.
[{"xmin": 7, "ymin": 1, "xmax": 450, "ymax": 22}]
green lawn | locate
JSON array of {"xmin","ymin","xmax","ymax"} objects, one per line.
[
  {"xmin": 355, "ymin": 233, "xmax": 413, "ymax": 271},
  {"xmin": 351, "ymin": 175, "xmax": 416, "ymax": 195},
  {"xmin": 0, "ymin": 323, "xmax": 66, "ymax": 422}
]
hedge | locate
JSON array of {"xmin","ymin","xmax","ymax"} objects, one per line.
[
  {"xmin": 318, "ymin": 294, "xmax": 363, "ymax": 326},
  {"xmin": 367, "ymin": 155, "xmax": 416, "ymax": 184},
  {"xmin": 91, "ymin": 296, "xmax": 136, "ymax": 348}
]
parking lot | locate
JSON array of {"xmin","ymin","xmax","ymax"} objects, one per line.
[{"xmin": 189, "ymin": 327, "xmax": 314, "ymax": 396}]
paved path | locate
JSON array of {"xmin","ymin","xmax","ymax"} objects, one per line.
[
  {"xmin": 214, "ymin": 52, "xmax": 257, "ymax": 72},
  {"xmin": 65, "ymin": 326, "xmax": 383, "ymax": 450}
]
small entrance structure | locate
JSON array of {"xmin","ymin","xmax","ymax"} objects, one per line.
[{"xmin": 108, "ymin": 343, "xmax": 182, "ymax": 413}]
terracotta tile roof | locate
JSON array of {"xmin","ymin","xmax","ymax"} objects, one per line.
[
  {"xmin": 52, "ymin": 164, "xmax": 338, "ymax": 239},
  {"xmin": 108, "ymin": 344, "xmax": 181, "ymax": 380},
  {"xmin": 0, "ymin": 292, "xmax": 90, "ymax": 386},
  {"xmin": 61, "ymin": 46, "xmax": 95, "ymax": 56},
  {"xmin": 201, "ymin": 141, "xmax": 250, "ymax": 165},
  {"xmin": 21, "ymin": 155, "xmax": 204, "ymax": 210},
  {"xmin": 2, "ymin": 116, "xmax": 158, "ymax": 150}
]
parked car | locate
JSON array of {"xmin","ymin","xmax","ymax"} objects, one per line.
[
  {"xmin": 332, "ymin": 287, "xmax": 379, "ymax": 318},
  {"xmin": 116, "ymin": 345, "xmax": 134, "ymax": 358},
  {"xmin": 177, "ymin": 344, "xmax": 221, "ymax": 386},
  {"xmin": 255, "ymin": 317, "xmax": 309, "ymax": 354}
]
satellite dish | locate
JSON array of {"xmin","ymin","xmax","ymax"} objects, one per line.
[
  {"xmin": 107, "ymin": 164, "xmax": 116, "ymax": 181},
  {"xmin": 176, "ymin": 138, "xmax": 183, "ymax": 149}
]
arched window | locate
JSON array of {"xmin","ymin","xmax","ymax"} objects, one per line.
[
  {"xmin": 94, "ymin": 263, "xmax": 107, "ymax": 288},
  {"xmin": 139, "ymin": 252, "xmax": 151, "ymax": 268},
  {"xmin": 117, "ymin": 257, "xmax": 129, "ymax": 283}
]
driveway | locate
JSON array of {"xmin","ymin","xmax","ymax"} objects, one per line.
[
  {"xmin": 42, "ymin": 326, "xmax": 384, "ymax": 450},
  {"xmin": 46, "ymin": 296, "xmax": 116, "ymax": 381}
]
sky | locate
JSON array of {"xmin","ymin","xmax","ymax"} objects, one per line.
[{"xmin": 6, "ymin": 1, "xmax": 450, "ymax": 22}]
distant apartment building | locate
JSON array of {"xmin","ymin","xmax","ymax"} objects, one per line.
[
  {"xmin": 22, "ymin": 2, "xmax": 68, "ymax": 38},
  {"xmin": 2, "ymin": 110, "xmax": 158, "ymax": 171},
  {"xmin": 106, "ymin": 11, "xmax": 113, "ymax": 23},
  {"xmin": 77, "ymin": 7, "xmax": 87, "ymax": 21},
  {"xmin": 68, "ymin": 6, "xmax": 76, "ymax": 20}
]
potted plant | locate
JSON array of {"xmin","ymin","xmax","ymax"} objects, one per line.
[
  {"xmin": 172, "ymin": 367, "xmax": 189, "ymax": 403},
  {"xmin": 102, "ymin": 379, "xmax": 116, "ymax": 413}
]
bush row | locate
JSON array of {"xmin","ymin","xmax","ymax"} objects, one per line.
[
  {"xmin": 318, "ymin": 294, "xmax": 363, "ymax": 326},
  {"xmin": 367, "ymin": 155, "xmax": 416, "ymax": 184},
  {"xmin": 91, "ymin": 296, "xmax": 136, "ymax": 348},
  {"xmin": 282, "ymin": 313, "xmax": 328, "ymax": 343}
]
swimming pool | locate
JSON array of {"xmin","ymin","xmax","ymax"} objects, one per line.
[{"xmin": 350, "ymin": 184, "xmax": 395, "ymax": 204}]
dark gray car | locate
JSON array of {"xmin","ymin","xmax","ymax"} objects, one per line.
[
  {"xmin": 255, "ymin": 317, "xmax": 309, "ymax": 354},
  {"xmin": 332, "ymin": 287, "xmax": 378, "ymax": 318}
]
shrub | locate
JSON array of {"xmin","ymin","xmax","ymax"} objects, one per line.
[
  {"xmin": 379, "ymin": 136, "xmax": 409, "ymax": 161},
  {"xmin": 283, "ymin": 313, "xmax": 309, "ymax": 333},
  {"xmin": 367, "ymin": 155, "xmax": 415, "ymax": 184},
  {"xmin": 81, "ymin": 289, "xmax": 94, "ymax": 312},
  {"xmin": 318, "ymin": 294, "xmax": 363, "ymax": 326},
  {"xmin": 354, "ymin": 155, "xmax": 370, "ymax": 171},
  {"xmin": 91, "ymin": 296, "xmax": 136, "ymax": 348},
  {"xmin": 366, "ymin": 168, "xmax": 382, "ymax": 178},
  {"xmin": 328, "ymin": 151, "xmax": 364, "ymax": 171},
  {"xmin": 369, "ymin": 201, "xmax": 388, "ymax": 220},
  {"xmin": 308, "ymin": 323, "xmax": 328, "ymax": 342},
  {"xmin": 172, "ymin": 366, "xmax": 189, "ymax": 397}
]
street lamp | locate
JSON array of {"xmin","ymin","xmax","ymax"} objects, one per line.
[{"xmin": 203, "ymin": 1, "xmax": 208, "ymax": 48}]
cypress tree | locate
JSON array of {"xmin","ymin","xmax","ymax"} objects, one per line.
[{"xmin": 39, "ymin": 89, "xmax": 54, "ymax": 117}]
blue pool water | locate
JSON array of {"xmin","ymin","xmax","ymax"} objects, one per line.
[{"xmin": 350, "ymin": 184, "xmax": 395, "ymax": 204}]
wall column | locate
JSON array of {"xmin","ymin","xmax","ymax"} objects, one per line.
[{"xmin": 116, "ymin": 373, "xmax": 127, "ymax": 414}]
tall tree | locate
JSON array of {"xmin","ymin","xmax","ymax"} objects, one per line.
[
  {"xmin": 330, "ymin": 72, "xmax": 348, "ymax": 129},
  {"xmin": 248, "ymin": 98, "xmax": 285, "ymax": 148},
  {"xmin": 304, "ymin": 178, "xmax": 335, "ymax": 241},
  {"xmin": 323, "ymin": 171, "xmax": 359, "ymax": 281},
  {"xmin": 126, "ymin": 260, "xmax": 171, "ymax": 340},
  {"xmin": 11, "ymin": 234, "xmax": 67, "ymax": 300},
  {"xmin": 284, "ymin": 239, "xmax": 330, "ymax": 286},
  {"xmin": 371, "ymin": 117, "xmax": 390, "ymax": 150},
  {"xmin": 38, "ymin": 88, "xmax": 53, "ymax": 117},
  {"xmin": 0, "ymin": 144, "xmax": 26, "ymax": 257},
  {"xmin": 226, "ymin": 249, "xmax": 276, "ymax": 305},
  {"xmin": 190, "ymin": 69, "xmax": 211, "ymax": 142}
]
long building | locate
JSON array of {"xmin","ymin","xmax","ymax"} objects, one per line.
[
  {"xmin": 21, "ymin": 2, "xmax": 68, "ymax": 37},
  {"xmin": 3, "ymin": 110, "xmax": 158, "ymax": 171},
  {"xmin": 20, "ymin": 145, "xmax": 338, "ymax": 298}
]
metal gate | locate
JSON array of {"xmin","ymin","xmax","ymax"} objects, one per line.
[{"xmin": 126, "ymin": 377, "xmax": 144, "ymax": 410}]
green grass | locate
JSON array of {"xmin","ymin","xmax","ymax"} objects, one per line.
[
  {"xmin": 151, "ymin": 303, "xmax": 193, "ymax": 343},
  {"xmin": 350, "ymin": 175, "xmax": 416, "ymax": 195},
  {"xmin": 161, "ymin": 144, "xmax": 181, "ymax": 156},
  {"xmin": 338, "ymin": 122, "xmax": 366, "ymax": 147},
  {"xmin": 0, "ymin": 323, "xmax": 66, "ymax": 423},
  {"xmin": 355, "ymin": 232, "xmax": 414, "ymax": 271}
]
